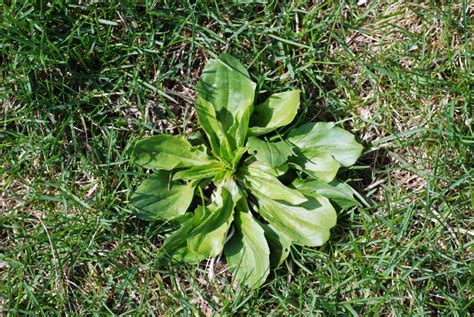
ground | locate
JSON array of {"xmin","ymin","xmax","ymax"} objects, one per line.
[{"xmin": 0, "ymin": 1, "xmax": 472, "ymax": 315}]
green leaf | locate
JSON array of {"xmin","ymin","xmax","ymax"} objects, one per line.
[
  {"xmin": 158, "ymin": 205, "xmax": 210, "ymax": 264},
  {"xmin": 186, "ymin": 187, "xmax": 235, "ymax": 258},
  {"xmin": 131, "ymin": 135, "xmax": 214, "ymax": 170},
  {"xmin": 292, "ymin": 150, "xmax": 341, "ymax": 183},
  {"xmin": 196, "ymin": 54, "xmax": 256, "ymax": 153},
  {"xmin": 242, "ymin": 166, "xmax": 307, "ymax": 205},
  {"xmin": 257, "ymin": 194, "xmax": 337, "ymax": 246},
  {"xmin": 173, "ymin": 161, "xmax": 226, "ymax": 182},
  {"xmin": 247, "ymin": 137, "xmax": 293, "ymax": 168},
  {"xmin": 293, "ymin": 178, "xmax": 360, "ymax": 209},
  {"xmin": 230, "ymin": 146, "xmax": 248, "ymax": 169},
  {"xmin": 249, "ymin": 90, "xmax": 300, "ymax": 135},
  {"xmin": 220, "ymin": 178, "xmax": 244, "ymax": 203},
  {"xmin": 225, "ymin": 209, "xmax": 270, "ymax": 289},
  {"xmin": 131, "ymin": 171, "xmax": 195, "ymax": 220},
  {"xmin": 195, "ymin": 97, "xmax": 234, "ymax": 160},
  {"xmin": 247, "ymin": 159, "xmax": 289, "ymax": 177},
  {"xmin": 260, "ymin": 222, "xmax": 291, "ymax": 268},
  {"xmin": 288, "ymin": 122, "xmax": 363, "ymax": 167}
]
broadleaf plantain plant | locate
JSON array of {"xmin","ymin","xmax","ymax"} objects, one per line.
[{"xmin": 129, "ymin": 54, "xmax": 363, "ymax": 288}]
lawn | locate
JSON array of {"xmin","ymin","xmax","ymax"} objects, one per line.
[{"xmin": 1, "ymin": 1, "xmax": 472, "ymax": 315}]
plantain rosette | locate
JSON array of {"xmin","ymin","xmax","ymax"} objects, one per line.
[{"xmin": 129, "ymin": 54, "xmax": 363, "ymax": 288}]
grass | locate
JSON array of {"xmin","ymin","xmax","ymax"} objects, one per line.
[{"xmin": 1, "ymin": 0, "xmax": 472, "ymax": 315}]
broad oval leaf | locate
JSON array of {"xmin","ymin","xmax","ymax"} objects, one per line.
[
  {"xmin": 257, "ymin": 194, "xmax": 337, "ymax": 247},
  {"xmin": 196, "ymin": 54, "xmax": 256, "ymax": 153},
  {"xmin": 131, "ymin": 171, "xmax": 195, "ymax": 220},
  {"xmin": 225, "ymin": 210, "xmax": 270, "ymax": 289},
  {"xmin": 260, "ymin": 222, "xmax": 292, "ymax": 268},
  {"xmin": 247, "ymin": 159, "xmax": 289, "ymax": 177},
  {"xmin": 131, "ymin": 135, "xmax": 214, "ymax": 170},
  {"xmin": 247, "ymin": 137, "xmax": 293, "ymax": 168},
  {"xmin": 292, "ymin": 150, "xmax": 341, "ymax": 183},
  {"xmin": 249, "ymin": 90, "xmax": 300, "ymax": 136},
  {"xmin": 195, "ymin": 97, "xmax": 234, "ymax": 160},
  {"xmin": 242, "ymin": 166, "xmax": 307, "ymax": 205},
  {"xmin": 157, "ymin": 205, "xmax": 211, "ymax": 264},
  {"xmin": 173, "ymin": 161, "xmax": 226, "ymax": 182},
  {"xmin": 288, "ymin": 122, "xmax": 363, "ymax": 167},
  {"xmin": 187, "ymin": 187, "xmax": 235, "ymax": 258},
  {"xmin": 293, "ymin": 178, "xmax": 360, "ymax": 209}
]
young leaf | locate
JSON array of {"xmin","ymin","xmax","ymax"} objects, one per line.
[
  {"xmin": 288, "ymin": 122, "xmax": 363, "ymax": 167},
  {"xmin": 221, "ymin": 178, "xmax": 244, "ymax": 203},
  {"xmin": 196, "ymin": 54, "xmax": 256, "ymax": 152},
  {"xmin": 257, "ymin": 194, "xmax": 337, "ymax": 247},
  {"xmin": 132, "ymin": 135, "xmax": 214, "ymax": 170},
  {"xmin": 225, "ymin": 210, "xmax": 270, "ymax": 289},
  {"xmin": 187, "ymin": 187, "xmax": 235, "ymax": 258},
  {"xmin": 250, "ymin": 90, "xmax": 300, "ymax": 136},
  {"xmin": 293, "ymin": 178, "xmax": 360, "ymax": 209},
  {"xmin": 242, "ymin": 166, "xmax": 307, "ymax": 205},
  {"xmin": 131, "ymin": 171, "xmax": 196, "ymax": 220},
  {"xmin": 247, "ymin": 137, "xmax": 293, "ymax": 168},
  {"xmin": 230, "ymin": 146, "xmax": 248, "ymax": 170}
]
